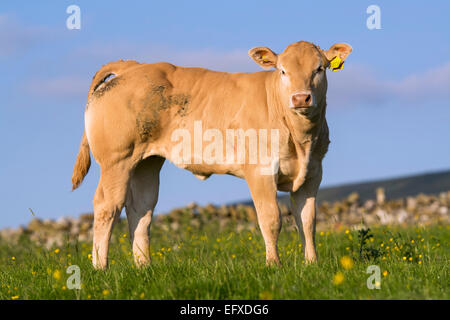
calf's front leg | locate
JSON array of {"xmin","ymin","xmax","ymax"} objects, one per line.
[{"xmin": 290, "ymin": 168, "xmax": 322, "ymax": 263}]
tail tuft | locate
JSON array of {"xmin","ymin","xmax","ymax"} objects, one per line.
[{"xmin": 72, "ymin": 131, "xmax": 91, "ymax": 190}]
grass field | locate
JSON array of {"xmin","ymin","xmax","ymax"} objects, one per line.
[{"xmin": 0, "ymin": 221, "xmax": 448, "ymax": 300}]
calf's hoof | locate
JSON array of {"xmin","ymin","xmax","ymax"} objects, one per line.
[{"xmin": 265, "ymin": 258, "xmax": 282, "ymax": 267}]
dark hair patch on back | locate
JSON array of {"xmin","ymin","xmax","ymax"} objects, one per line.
[{"xmin": 136, "ymin": 85, "xmax": 191, "ymax": 141}]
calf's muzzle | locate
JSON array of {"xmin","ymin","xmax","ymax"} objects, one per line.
[{"xmin": 291, "ymin": 92, "xmax": 314, "ymax": 108}]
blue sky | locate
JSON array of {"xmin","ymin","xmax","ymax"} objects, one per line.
[{"xmin": 0, "ymin": 1, "xmax": 449, "ymax": 228}]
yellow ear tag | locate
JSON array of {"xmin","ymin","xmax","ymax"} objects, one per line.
[
  {"xmin": 329, "ymin": 55, "xmax": 344, "ymax": 71},
  {"xmin": 262, "ymin": 55, "xmax": 269, "ymax": 63}
]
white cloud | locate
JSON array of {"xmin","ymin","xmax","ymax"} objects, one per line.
[
  {"xmin": 392, "ymin": 62, "xmax": 450, "ymax": 101},
  {"xmin": 0, "ymin": 15, "xmax": 53, "ymax": 57},
  {"xmin": 24, "ymin": 76, "xmax": 89, "ymax": 99},
  {"xmin": 327, "ymin": 62, "xmax": 450, "ymax": 107}
]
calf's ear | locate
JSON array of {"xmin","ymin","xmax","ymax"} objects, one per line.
[
  {"xmin": 323, "ymin": 43, "xmax": 353, "ymax": 63},
  {"xmin": 248, "ymin": 47, "xmax": 278, "ymax": 69}
]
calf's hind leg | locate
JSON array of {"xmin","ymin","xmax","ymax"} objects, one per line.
[
  {"xmin": 246, "ymin": 171, "xmax": 281, "ymax": 266},
  {"xmin": 92, "ymin": 162, "xmax": 133, "ymax": 270},
  {"xmin": 125, "ymin": 156, "xmax": 164, "ymax": 267}
]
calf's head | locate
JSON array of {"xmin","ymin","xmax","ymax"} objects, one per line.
[{"xmin": 249, "ymin": 41, "xmax": 352, "ymax": 116}]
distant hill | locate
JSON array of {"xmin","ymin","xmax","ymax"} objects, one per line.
[{"xmin": 277, "ymin": 169, "xmax": 450, "ymax": 205}]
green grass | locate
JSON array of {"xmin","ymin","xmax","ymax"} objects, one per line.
[{"xmin": 0, "ymin": 222, "xmax": 448, "ymax": 300}]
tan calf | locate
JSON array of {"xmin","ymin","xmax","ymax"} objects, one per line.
[{"xmin": 72, "ymin": 41, "xmax": 352, "ymax": 269}]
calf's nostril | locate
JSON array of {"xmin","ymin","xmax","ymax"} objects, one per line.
[{"xmin": 291, "ymin": 93, "xmax": 312, "ymax": 107}]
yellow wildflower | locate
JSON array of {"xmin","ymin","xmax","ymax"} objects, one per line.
[
  {"xmin": 340, "ymin": 256, "xmax": 354, "ymax": 270},
  {"xmin": 333, "ymin": 272, "xmax": 345, "ymax": 285},
  {"xmin": 53, "ymin": 270, "xmax": 62, "ymax": 281},
  {"xmin": 259, "ymin": 291, "xmax": 273, "ymax": 300}
]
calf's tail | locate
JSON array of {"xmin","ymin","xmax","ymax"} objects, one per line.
[{"xmin": 72, "ymin": 130, "xmax": 91, "ymax": 190}]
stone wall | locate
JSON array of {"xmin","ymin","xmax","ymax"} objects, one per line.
[{"xmin": 1, "ymin": 190, "xmax": 448, "ymax": 248}]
